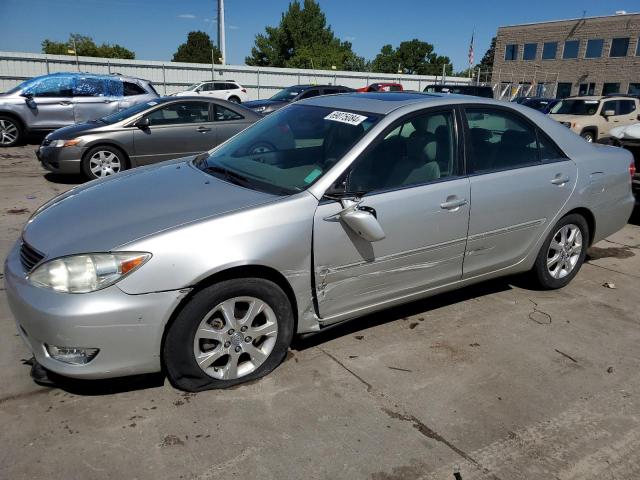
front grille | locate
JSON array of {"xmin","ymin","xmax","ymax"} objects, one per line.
[{"xmin": 20, "ymin": 242, "xmax": 45, "ymax": 272}]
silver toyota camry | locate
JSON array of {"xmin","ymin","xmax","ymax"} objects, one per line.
[{"xmin": 4, "ymin": 92, "xmax": 635, "ymax": 391}]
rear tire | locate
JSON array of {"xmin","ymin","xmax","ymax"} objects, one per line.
[
  {"xmin": 163, "ymin": 278, "xmax": 294, "ymax": 392},
  {"xmin": 81, "ymin": 145, "xmax": 127, "ymax": 180},
  {"xmin": 530, "ymin": 214, "xmax": 589, "ymax": 289},
  {"xmin": 228, "ymin": 96, "xmax": 241, "ymax": 103},
  {"xmin": 0, "ymin": 115, "xmax": 23, "ymax": 147}
]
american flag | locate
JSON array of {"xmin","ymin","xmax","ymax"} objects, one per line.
[{"xmin": 468, "ymin": 31, "xmax": 475, "ymax": 67}]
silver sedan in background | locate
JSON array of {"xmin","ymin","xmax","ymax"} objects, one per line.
[
  {"xmin": 4, "ymin": 92, "xmax": 634, "ymax": 391},
  {"xmin": 37, "ymin": 97, "xmax": 261, "ymax": 179}
]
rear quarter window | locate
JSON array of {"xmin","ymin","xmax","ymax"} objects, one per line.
[{"xmin": 123, "ymin": 81, "xmax": 147, "ymax": 96}]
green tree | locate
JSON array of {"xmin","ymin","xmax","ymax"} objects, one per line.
[
  {"xmin": 172, "ymin": 31, "xmax": 222, "ymax": 64},
  {"xmin": 370, "ymin": 39, "xmax": 452, "ymax": 75},
  {"xmin": 478, "ymin": 36, "xmax": 496, "ymax": 80},
  {"xmin": 41, "ymin": 34, "xmax": 134, "ymax": 59},
  {"xmin": 245, "ymin": 0, "xmax": 363, "ymax": 71}
]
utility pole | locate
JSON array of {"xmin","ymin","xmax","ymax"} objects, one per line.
[{"xmin": 217, "ymin": 0, "xmax": 226, "ymax": 65}]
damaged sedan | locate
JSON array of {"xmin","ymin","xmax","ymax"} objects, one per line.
[{"xmin": 4, "ymin": 92, "xmax": 635, "ymax": 391}]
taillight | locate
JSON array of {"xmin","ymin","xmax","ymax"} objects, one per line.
[
  {"xmin": 631, "ymin": 161, "xmax": 637, "ymax": 178},
  {"xmin": 242, "ymin": 88, "xmax": 247, "ymax": 93}
]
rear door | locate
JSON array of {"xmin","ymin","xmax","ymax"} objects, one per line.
[
  {"xmin": 119, "ymin": 81, "xmax": 152, "ymax": 110},
  {"xmin": 462, "ymin": 106, "xmax": 577, "ymax": 278},
  {"xmin": 72, "ymin": 76, "xmax": 119, "ymax": 123},
  {"xmin": 212, "ymin": 103, "xmax": 251, "ymax": 146},
  {"xmin": 132, "ymin": 101, "xmax": 216, "ymax": 165}
]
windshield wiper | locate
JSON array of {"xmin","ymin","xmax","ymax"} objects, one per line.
[{"xmin": 203, "ymin": 165, "xmax": 253, "ymax": 188}]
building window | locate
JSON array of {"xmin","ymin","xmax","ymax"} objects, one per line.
[
  {"xmin": 602, "ymin": 83, "xmax": 621, "ymax": 95},
  {"xmin": 579, "ymin": 83, "xmax": 595, "ymax": 96},
  {"xmin": 505, "ymin": 44, "xmax": 519, "ymax": 61},
  {"xmin": 585, "ymin": 39, "xmax": 604, "ymax": 58},
  {"xmin": 610, "ymin": 38, "xmax": 629, "ymax": 57},
  {"xmin": 629, "ymin": 83, "xmax": 640, "ymax": 95},
  {"xmin": 556, "ymin": 83, "xmax": 572, "ymax": 98},
  {"xmin": 542, "ymin": 42, "xmax": 557, "ymax": 59},
  {"xmin": 523, "ymin": 43, "xmax": 537, "ymax": 60},
  {"xmin": 563, "ymin": 40, "xmax": 579, "ymax": 59}
]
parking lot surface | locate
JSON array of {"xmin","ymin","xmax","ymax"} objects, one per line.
[{"xmin": 1, "ymin": 144, "xmax": 640, "ymax": 480}]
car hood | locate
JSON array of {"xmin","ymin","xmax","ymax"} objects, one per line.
[
  {"xmin": 23, "ymin": 158, "xmax": 279, "ymax": 259},
  {"xmin": 243, "ymin": 99, "xmax": 287, "ymax": 110},
  {"xmin": 549, "ymin": 114, "xmax": 591, "ymax": 123},
  {"xmin": 45, "ymin": 121, "xmax": 103, "ymax": 140}
]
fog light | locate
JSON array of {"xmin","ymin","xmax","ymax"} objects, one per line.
[{"xmin": 45, "ymin": 345, "xmax": 99, "ymax": 365}]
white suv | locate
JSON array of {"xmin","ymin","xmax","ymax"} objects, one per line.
[{"xmin": 175, "ymin": 80, "xmax": 248, "ymax": 103}]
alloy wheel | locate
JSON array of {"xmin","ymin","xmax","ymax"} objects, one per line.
[
  {"xmin": 0, "ymin": 119, "xmax": 18, "ymax": 146},
  {"xmin": 89, "ymin": 150, "xmax": 122, "ymax": 177},
  {"xmin": 546, "ymin": 223, "xmax": 582, "ymax": 279},
  {"xmin": 193, "ymin": 296, "xmax": 278, "ymax": 380}
]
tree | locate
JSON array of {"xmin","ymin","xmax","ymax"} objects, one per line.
[
  {"xmin": 245, "ymin": 0, "xmax": 363, "ymax": 71},
  {"xmin": 370, "ymin": 39, "xmax": 452, "ymax": 75},
  {"xmin": 41, "ymin": 34, "xmax": 135, "ymax": 59},
  {"xmin": 172, "ymin": 31, "xmax": 222, "ymax": 64},
  {"xmin": 479, "ymin": 36, "xmax": 496, "ymax": 80}
]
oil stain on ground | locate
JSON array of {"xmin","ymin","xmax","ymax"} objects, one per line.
[{"xmin": 587, "ymin": 246, "xmax": 635, "ymax": 261}]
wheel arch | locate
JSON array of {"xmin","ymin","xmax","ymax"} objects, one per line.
[
  {"xmin": 160, "ymin": 264, "xmax": 299, "ymax": 359},
  {"xmin": 580, "ymin": 126, "xmax": 598, "ymax": 139},
  {"xmin": 564, "ymin": 206, "xmax": 596, "ymax": 246},
  {"xmin": 0, "ymin": 111, "xmax": 26, "ymax": 131}
]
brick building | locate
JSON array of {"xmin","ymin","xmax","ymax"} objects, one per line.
[{"xmin": 491, "ymin": 12, "xmax": 640, "ymax": 99}]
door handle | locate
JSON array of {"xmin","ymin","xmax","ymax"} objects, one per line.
[
  {"xmin": 197, "ymin": 126, "xmax": 212, "ymax": 133},
  {"xmin": 103, "ymin": 99, "xmax": 115, "ymax": 103},
  {"xmin": 59, "ymin": 101, "xmax": 72, "ymax": 106},
  {"xmin": 550, "ymin": 175, "xmax": 570, "ymax": 186},
  {"xmin": 440, "ymin": 196, "xmax": 467, "ymax": 211}
]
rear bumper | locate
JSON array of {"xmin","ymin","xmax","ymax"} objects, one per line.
[
  {"xmin": 36, "ymin": 145, "xmax": 82, "ymax": 174},
  {"xmin": 4, "ymin": 241, "xmax": 186, "ymax": 379}
]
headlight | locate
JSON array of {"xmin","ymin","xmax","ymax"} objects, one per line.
[
  {"xmin": 50, "ymin": 138, "xmax": 81, "ymax": 148},
  {"xmin": 28, "ymin": 252, "xmax": 151, "ymax": 293},
  {"xmin": 253, "ymin": 106, "xmax": 267, "ymax": 112}
]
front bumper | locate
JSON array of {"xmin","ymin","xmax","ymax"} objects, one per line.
[
  {"xmin": 36, "ymin": 145, "xmax": 82, "ymax": 175},
  {"xmin": 4, "ymin": 241, "xmax": 187, "ymax": 379}
]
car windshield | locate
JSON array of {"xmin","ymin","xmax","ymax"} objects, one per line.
[
  {"xmin": 269, "ymin": 86, "xmax": 306, "ymax": 102},
  {"xmin": 551, "ymin": 99, "xmax": 600, "ymax": 115},
  {"xmin": 98, "ymin": 101, "xmax": 158, "ymax": 124},
  {"xmin": 3, "ymin": 77, "xmax": 41, "ymax": 95},
  {"xmin": 195, "ymin": 104, "xmax": 380, "ymax": 195},
  {"xmin": 185, "ymin": 83, "xmax": 201, "ymax": 91}
]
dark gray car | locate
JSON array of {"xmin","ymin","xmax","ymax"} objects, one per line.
[
  {"xmin": 0, "ymin": 72, "xmax": 159, "ymax": 147},
  {"xmin": 37, "ymin": 97, "xmax": 261, "ymax": 179},
  {"xmin": 243, "ymin": 85, "xmax": 354, "ymax": 115}
]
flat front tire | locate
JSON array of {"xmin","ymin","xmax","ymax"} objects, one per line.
[
  {"xmin": 163, "ymin": 278, "xmax": 294, "ymax": 391},
  {"xmin": 531, "ymin": 214, "xmax": 589, "ymax": 289}
]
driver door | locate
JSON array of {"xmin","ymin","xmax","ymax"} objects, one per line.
[
  {"xmin": 22, "ymin": 74, "xmax": 75, "ymax": 129},
  {"xmin": 312, "ymin": 108, "xmax": 471, "ymax": 320}
]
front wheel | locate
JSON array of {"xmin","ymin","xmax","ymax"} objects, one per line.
[
  {"xmin": 163, "ymin": 278, "xmax": 294, "ymax": 391},
  {"xmin": 81, "ymin": 146, "xmax": 127, "ymax": 180},
  {"xmin": 228, "ymin": 96, "xmax": 241, "ymax": 103},
  {"xmin": 531, "ymin": 214, "xmax": 589, "ymax": 289},
  {"xmin": 580, "ymin": 130, "xmax": 595, "ymax": 143},
  {"xmin": 0, "ymin": 116, "xmax": 22, "ymax": 147}
]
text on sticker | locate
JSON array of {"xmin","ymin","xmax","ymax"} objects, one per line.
[{"xmin": 324, "ymin": 111, "xmax": 368, "ymax": 126}]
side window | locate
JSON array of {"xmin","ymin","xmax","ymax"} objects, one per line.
[
  {"xmin": 24, "ymin": 75, "xmax": 73, "ymax": 97},
  {"xmin": 348, "ymin": 110, "xmax": 457, "ymax": 193},
  {"xmin": 618, "ymin": 100, "xmax": 636, "ymax": 115},
  {"xmin": 201, "ymin": 83, "xmax": 215, "ymax": 91},
  {"xmin": 146, "ymin": 102, "xmax": 210, "ymax": 126},
  {"xmin": 73, "ymin": 77, "xmax": 106, "ymax": 97},
  {"xmin": 465, "ymin": 108, "xmax": 540, "ymax": 173},
  {"xmin": 323, "ymin": 88, "xmax": 340, "ymax": 95},
  {"xmin": 214, "ymin": 105, "xmax": 243, "ymax": 121},
  {"xmin": 602, "ymin": 100, "xmax": 618, "ymax": 116},
  {"xmin": 214, "ymin": 83, "xmax": 228, "ymax": 90},
  {"xmin": 123, "ymin": 81, "xmax": 146, "ymax": 96},
  {"xmin": 299, "ymin": 89, "xmax": 319, "ymax": 100},
  {"xmin": 537, "ymin": 131, "xmax": 566, "ymax": 163},
  {"xmin": 225, "ymin": 83, "xmax": 238, "ymax": 90}
]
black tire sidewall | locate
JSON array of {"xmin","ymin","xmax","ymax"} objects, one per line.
[
  {"xmin": 81, "ymin": 146, "xmax": 126, "ymax": 180},
  {"xmin": 580, "ymin": 131, "xmax": 594, "ymax": 142},
  {"xmin": 228, "ymin": 96, "xmax": 241, "ymax": 103},
  {"xmin": 535, "ymin": 214, "xmax": 589, "ymax": 289},
  {"xmin": 0, "ymin": 116, "xmax": 22, "ymax": 147},
  {"xmin": 163, "ymin": 278, "xmax": 294, "ymax": 392}
]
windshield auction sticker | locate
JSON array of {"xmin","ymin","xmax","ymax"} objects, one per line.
[{"xmin": 324, "ymin": 111, "xmax": 368, "ymax": 126}]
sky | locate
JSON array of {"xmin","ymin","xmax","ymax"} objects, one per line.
[{"xmin": 0, "ymin": 0, "xmax": 639, "ymax": 71}]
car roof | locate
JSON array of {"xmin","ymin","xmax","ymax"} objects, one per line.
[
  {"xmin": 301, "ymin": 91, "xmax": 506, "ymax": 115},
  {"xmin": 30, "ymin": 71, "xmax": 150, "ymax": 83}
]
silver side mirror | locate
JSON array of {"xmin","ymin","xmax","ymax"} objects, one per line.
[
  {"xmin": 337, "ymin": 199, "xmax": 386, "ymax": 242},
  {"xmin": 602, "ymin": 109, "xmax": 615, "ymax": 118}
]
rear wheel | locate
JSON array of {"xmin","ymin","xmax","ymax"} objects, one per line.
[
  {"xmin": 81, "ymin": 145, "xmax": 127, "ymax": 180},
  {"xmin": 0, "ymin": 116, "xmax": 22, "ymax": 147},
  {"xmin": 228, "ymin": 96, "xmax": 241, "ymax": 103},
  {"xmin": 163, "ymin": 278, "xmax": 294, "ymax": 391},
  {"xmin": 531, "ymin": 214, "xmax": 588, "ymax": 289}
]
